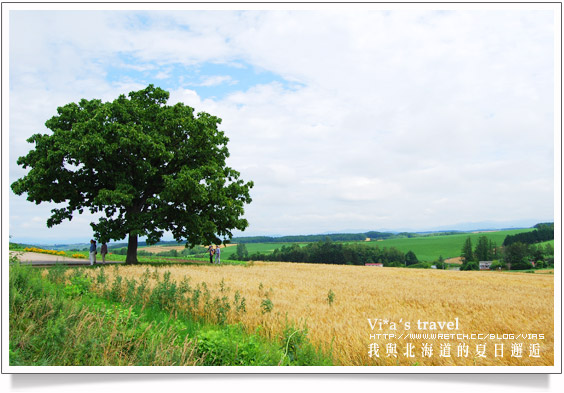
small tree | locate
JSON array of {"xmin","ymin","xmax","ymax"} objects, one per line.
[
  {"xmin": 405, "ymin": 250, "xmax": 418, "ymax": 266},
  {"xmin": 11, "ymin": 85, "xmax": 254, "ymax": 264},
  {"xmin": 435, "ymin": 255, "xmax": 446, "ymax": 269},
  {"xmin": 461, "ymin": 236, "xmax": 474, "ymax": 263},
  {"xmin": 235, "ymin": 243, "xmax": 249, "ymax": 260}
]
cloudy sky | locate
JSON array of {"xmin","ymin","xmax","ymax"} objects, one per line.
[{"xmin": 5, "ymin": 4, "xmax": 558, "ymax": 244}]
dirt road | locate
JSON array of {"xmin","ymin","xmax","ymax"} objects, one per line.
[{"xmin": 9, "ymin": 251, "xmax": 122, "ymax": 266}]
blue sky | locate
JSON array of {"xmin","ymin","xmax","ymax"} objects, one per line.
[
  {"xmin": 5, "ymin": 6, "xmax": 559, "ymax": 244},
  {"xmin": 105, "ymin": 57, "xmax": 295, "ymax": 100}
]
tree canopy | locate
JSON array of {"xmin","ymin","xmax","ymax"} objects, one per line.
[{"xmin": 11, "ymin": 85, "xmax": 254, "ymax": 264}]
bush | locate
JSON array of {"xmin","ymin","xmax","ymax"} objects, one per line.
[
  {"xmin": 148, "ymin": 271, "xmax": 180, "ymax": 310},
  {"xmin": 260, "ymin": 297, "xmax": 274, "ymax": 314},
  {"xmin": 279, "ymin": 323, "xmax": 332, "ymax": 366},
  {"xmin": 196, "ymin": 325, "xmax": 283, "ymax": 366},
  {"xmin": 63, "ymin": 275, "xmax": 92, "ymax": 297},
  {"xmin": 406, "ymin": 262, "xmax": 432, "ymax": 269},
  {"xmin": 460, "ymin": 261, "xmax": 479, "ymax": 271},
  {"xmin": 489, "ymin": 260, "xmax": 506, "ymax": 270},
  {"xmin": 510, "ymin": 260, "xmax": 533, "ymax": 270}
]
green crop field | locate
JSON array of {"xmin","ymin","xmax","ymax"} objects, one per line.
[
  {"xmin": 348, "ymin": 229, "xmax": 536, "ymax": 262},
  {"xmin": 220, "ymin": 242, "xmax": 307, "ymax": 259}
]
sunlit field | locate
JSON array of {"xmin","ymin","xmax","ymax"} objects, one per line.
[{"xmin": 82, "ymin": 261, "xmax": 554, "ymax": 366}]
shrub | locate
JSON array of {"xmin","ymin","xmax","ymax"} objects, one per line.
[
  {"xmin": 460, "ymin": 261, "xmax": 479, "ymax": 271},
  {"xmin": 260, "ymin": 297, "xmax": 273, "ymax": 314},
  {"xmin": 489, "ymin": 260, "xmax": 506, "ymax": 270},
  {"xmin": 148, "ymin": 271, "xmax": 179, "ymax": 310},
  {"xmin": 406, "ymin": 262, "xmax": 432, "ymax": 269},
  {"xmin": 63, "ymin": 275, "xmax": 92, "ymax": 298},
  {"xmin": 279, "ymin": 322, "xmax": 332, "ymax": 366},
  {"xmin": 326, "ymin": 289, "xmax": 335, "ymax": 306},
  {"xmin": 196, "ymin": 325, "xmax": 283, "ymax": 366}
]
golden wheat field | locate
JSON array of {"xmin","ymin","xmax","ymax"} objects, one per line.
[{"xmin": 84, "ymin": 262, "xmax": 554, "ymax": 366}]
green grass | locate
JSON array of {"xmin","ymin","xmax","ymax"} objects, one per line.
[
  {"xmin": 56, "ymin": 249, "xmax": 248, "ymax": 266},
  {"xmin": 9, "ymin": 257, "xmax": 332, "ymax": 366},
  {"xmin": 537, "ymin": 240, "xmax": 555, "ymax": 247},
  {"xmin": 220, "ymin": 243, "xmax": 307, "ymax": 259},
  {"xmin": 354, "ymin": 229, "xmax": 536, "ymax": 261},
  {"xmin": 9, "ymin": 243, "xmax": 30, "ymax": 251}
]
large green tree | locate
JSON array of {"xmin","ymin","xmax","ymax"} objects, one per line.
[
  {"xmin": 503, "ymin": 242, "xmax": 532, "ymax": 270},
  {"xmin": 11, "ymin": 85, "xmax": 254, "ymax": 264}
]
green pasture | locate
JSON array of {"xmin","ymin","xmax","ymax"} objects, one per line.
[
  {"xmin": 352, "ymin": 229, "xmax": 536, "ymax": 262},
  {"xmin": 222, "ymin": 229, "xmax": 538, "ymax": 262},
  {"xmin": 135, "ymin": 229, "xmax": 541, "ymax": 262},
  {"xmin": 220, "ymin": 242, "xmax": 307, "ymax": 259}
]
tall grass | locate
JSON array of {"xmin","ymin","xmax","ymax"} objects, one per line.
[{"xmin": 9, "ymin": 257, "xmax": 331, "ymax": 366}]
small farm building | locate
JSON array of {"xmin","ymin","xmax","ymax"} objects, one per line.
[{"xmin": 479, "ymin": 261, "xmax": 493, "ymax": 270}]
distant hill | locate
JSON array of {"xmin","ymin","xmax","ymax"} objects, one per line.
[
  {"xmin": 230, "ymin": 230, "xmax": 468, "ymax": 244},
  {"xmin": 20, "ymin": 222, "xmax": 547, "ymax": 250}
]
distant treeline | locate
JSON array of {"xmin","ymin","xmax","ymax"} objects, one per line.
[
  {"xmin": 233, "ymin": 239, "xmax": 420, "ymax": 267},
  {"xmin": 107, "ymin": 240, "xmax": 182, "ymax": 250},
  {"xmin": 232, "ymin": 233, "xmax": 368, "ymax": 243},
  {"xmin": 110, "ymin": 246, "xmax": 202, "ymax": 257},
  {"xmin": 502, "ymin": 223, "xmax": 554, "ymax": 247},
  {"xmin": 232, "ymin": 230, "xmax": 463, "ymax": 244}
]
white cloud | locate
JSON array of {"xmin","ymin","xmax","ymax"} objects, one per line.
[{"xmin": 196, "ymin": 75, "xmax": 236, "ymax": 87}]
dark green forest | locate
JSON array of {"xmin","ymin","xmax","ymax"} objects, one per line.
[
  {"xmin": 232, "ymin": 238, "xmax": 420, "ymax": 267},
  {"xmin": 502, "ymin": 223, "xmax": 554, "ymax": 246}
]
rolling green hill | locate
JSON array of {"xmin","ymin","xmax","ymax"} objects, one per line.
[
  {"xmin": 222, "ymin": 228, "xmax": 537, "ymax": 262},
  {"xmin": 350, "ymin": 229, "xmax": 536, "ymax": 261}
]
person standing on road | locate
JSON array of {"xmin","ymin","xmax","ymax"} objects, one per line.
[
  {"xmin": 215, "ymin": 244, "xmax": 221, "ymax": 265},
  {"xmin": 101, "ymin": 242, "xmax": 108, "ymax": 264},
  {"xmin": 89, "ymin": 239, "xmax": 97, "ymax": 265},
  {"xmin": 208, "ymin": 245, "xmax": 215, "ymax": 264}
]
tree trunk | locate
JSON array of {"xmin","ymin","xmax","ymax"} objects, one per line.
[{"xmin": 125, "ymin": 232, "xmax": 138, "ymax": 265}]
